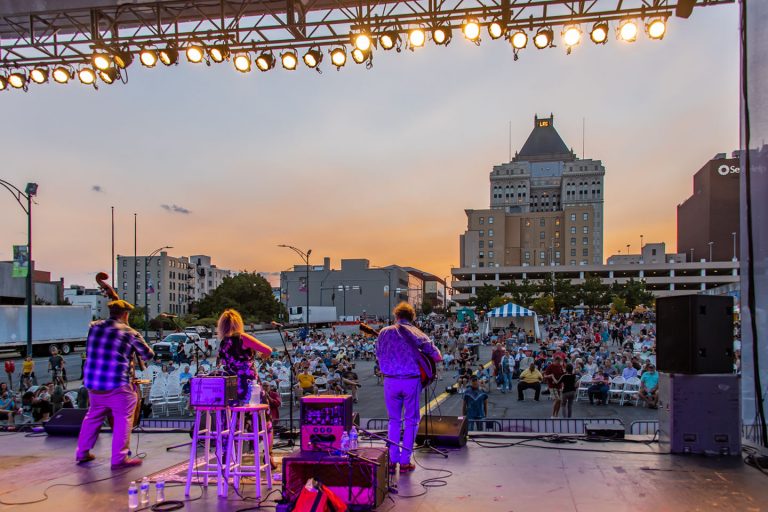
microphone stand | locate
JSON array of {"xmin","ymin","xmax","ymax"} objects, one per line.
[{"xmin": 274, "ymin": 324, "xmax": 298, "ymax": 446}]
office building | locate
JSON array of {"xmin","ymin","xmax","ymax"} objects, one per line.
[
  {"xmin": 64, "ymin": 285, "xmax": 108, "ymax": 319},
  {"xmin": 606, "ymin": 242, "xmax": 686, "ymax": 265}
]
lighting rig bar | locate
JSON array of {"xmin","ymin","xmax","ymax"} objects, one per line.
[{"xmin": 0, "ymin": 0, "xmax": 733, "ymax": 90}]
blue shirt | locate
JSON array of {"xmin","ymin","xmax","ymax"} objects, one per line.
[
  {"xmin": 376, "ymin": 321, "xmax": 441, "ymax": 378},
  {"xmin": 84, "ymin": 319, "xmax": 154, "ymax": 391},
  {"xmin": 463, "ymin": 388, "xmax": 488, "ymax": 419},
  {"xmin": 641, "ymin": 371, "xmax": 659, "ymax": 391}
]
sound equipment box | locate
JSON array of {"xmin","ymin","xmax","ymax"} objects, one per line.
[
  {"xmin": 189, "ymin": 376, "xmax": 238, "ymax": 407},
  {"xmin": 656, "ymin": 295, "xmax": 734, "ymax": 374},
  {"xmin": 282, "ymin": 447, "xmax": 388, "ymax": 510},
  {"xmin": 585, "ymin": 423, "xmax": 625, "ymax": 439},
  {"xmin": 658, "ymin": 373, "xmax": 740, "ymax": 455},
  {"xmin": 44, "ymin": 408, "xmax": 90, "ymax": 436},
  {"xmin": 415, "ymin": 415, "xmax": 468, "ymax": 448},
  {"xmin": 300, "ymin": 395, "xmax": 353, "ymax": 452}
]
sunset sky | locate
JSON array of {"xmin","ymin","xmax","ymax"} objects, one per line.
[{"xmin": 0, "ymin": 6, "xmax": 739, "ymax": 288}]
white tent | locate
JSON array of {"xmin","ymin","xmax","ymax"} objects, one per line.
[{"xmin": 485, "ymin": 302, "xmax": 541, "ymax": 339}]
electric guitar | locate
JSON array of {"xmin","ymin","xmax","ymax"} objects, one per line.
[{"xmin": 360, "ymin": 322, "xmax": 437, "ymax": 387}]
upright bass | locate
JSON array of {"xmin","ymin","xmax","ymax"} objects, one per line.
[{"xmin": 95, "ymin": 272, "xmax": 149, "ymax": 428}]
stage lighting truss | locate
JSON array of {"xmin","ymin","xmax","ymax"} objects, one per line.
[
  {"xmin": 330, "ymin": 47, "xmax": 347, "ymax": 69},
  {"xmin": 0, "ymin": 0, "xmax": 729, "ymax": 92},
  {"xmin": 255, "ymin": 52, "xmax": 276, "ymax": 71},
  {"xmin": 233, "ymin": 52, "xmax": 252, "ymax": 72},
  {"xmin": 432, "ymin": 25, "xmax": 452, "ymax": 46}
]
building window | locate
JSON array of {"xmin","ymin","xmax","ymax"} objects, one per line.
[
  {"xmin": 555, "ymin": 218, "xmax": 560, "ymax": 226},
  {"xmin": 489, "ymin": 251, "xmax": 494, "ymax": 258},
  {"xmin": 479, "ymin": 230, "xmax": 484, "ymax": 237},
  {"xmin": 570, "ymin": 227, "xmax": 576, "ymax": 234},
  {"xmin": 571, "ymin": 249, "xmax": 576, "ymax": 257},
  {"xmin": 488, "ymin": 229, "xmax": 494, "ymax": 237},
  {"xmin": 555, "ymin": 231, "xmax": 560, "ymax": 239},
  {"xmin": 583, "ymin": 226, "xmax": 589, "ymax": 234},
  {"xmin": 583, "ymin": 213, "xmax": 589, "ymax": 221},
  {"xmin": 539, "ymin": 251, "xmax": 545, "ymax": 260},
  {"xmin": 525, "ymin": 219, "xmax": 531, "ymax": 227},
  {"xmin": 570, "ymin": 260, "xmax": 576, "ymax": 265},
  {"xmin": 581, "ymin": 260, "xmax": 588, "ymax": 265},
  {"xmin": 122, "ymin": 260, "xmax": 127, "ymax": 267},
  {"xmin": 524, "ymin": 251, "xmax": 530, "ymax": 260},
  {"xmin": 123, "ymin": 270, "xmax": 127, "ymax": 279},
  {"xmin": 583, "ymin": 248, "xmax": 589, "ymax": 256},
  {"xmin": 570, "ymin": 213, "xmax": 576, "ymax": 222},
  {"xmin": 479, "ymin": 251, "xmax": 484, "ymax": 258},
  {"xmin": 479, "ymin": 240, "xmax": 485, "ymax": 249},
  {"xmin": 488, "ymin": 217, "xmax": 494, "ymax": 224},
  {"xmin": 540, "ymin": 218, "xmax": 546, "ymax": 227},
  {"xmin": 583, "ymin": 237, "xmax": 588, "ymax": 245},
  {"xmin": 540, "ymin": 231, "xmax": 545, "ymax": 239},
  {"xmin": 488, "ymin": 240, "xmax": 494, "ymax": 248},
  {"xmin": 652, "ymin": 248, "xmax": 657, "ymax": 256},
  {"xmin": 479, "ymin": 217, "xmax": 484, "ymax": 225},
  {"xmin": 555, "ymin": 251, "xmax": 561, "ymax": 259}
]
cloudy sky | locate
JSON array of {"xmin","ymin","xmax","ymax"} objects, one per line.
[{"xmin": 0, "ymin": 6, "xmax": 739, "ymax": 287}]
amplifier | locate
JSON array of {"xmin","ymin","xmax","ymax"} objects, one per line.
[
  {"xmin": 300, "ymin": 395, "xmax": 353, "ymax": 452},
  {"xmin": 189, "ymin": 376, "xmax": 238, "ymax": 407},
  {"xmin": 585, "ymin": 423, "xmax": 625, "ymax": 439},
  {"xmin": 283, "ymin": 447, "xmax": 388, "ymax": 509},
  {"xmin": 415, "ymin": 415, "xmax": 468, "ymax": 448},
  {"xmin": 44, "ymin": 408, "xmax": 89, "ymax": 436}
]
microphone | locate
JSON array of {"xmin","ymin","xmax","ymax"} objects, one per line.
[
  {"xmin": 159, "ymin": 313, "xmax": 178, "ymax": 318},
  {"xmin": 271, "ymin": 321, "xmax": 284, "ymax": 329}
]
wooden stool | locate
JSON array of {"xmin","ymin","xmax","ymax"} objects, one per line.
[
  {"xmin": 185, "ymin": 406, "xmax": 230, "ymax": 497},
  {"xmin": 225, "ymin": 404, "xmax": 272, "ymax": 498}
]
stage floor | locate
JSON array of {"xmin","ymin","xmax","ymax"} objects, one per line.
[{"xmin": 0, "ymin": 430, "xmax": 766, "ymax": 512}]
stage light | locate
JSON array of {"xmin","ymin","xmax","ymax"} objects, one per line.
[
  {"xmin": 618, "ymin": 19, "xmax": 639, "ymax": 42},
  {"xmin": 233, "ymin": 52, "xmax": 251, "ymax": 72},
  {"xmin": 303, "ymin": 48, "xmax": 323, "ymax": 68},
  {"xmin": 52, "ymin": 66, "xmax": 73, "ymax": 84},
  {"xmin": 255, "ymin": 52, "xmax": 275, "ymax": 71},
  {"xmin": 511, "ymin": 30, "xmax": 528, "ymax": 49},
  {"xmin": 186, "ymin": 41, "xmax": 205, "ymax": 63},
  {"xmin": 78, "ymin": 67, "xmax": 97, "ymax": 85},
  {"xmin": 330, "ymin": 47, "xmax": 347, "ymax": 68},
  {"xmin": 408, "ymin": 28, "xmax": 426, "ymax": 48},
  {"xmin": 92, "ymin": 50, "xmax": 112, "ymax": 71},
  {"xmin": 352, "ymin": 33, "xmax": 372, "ymax": 52},
  {"xmin": 534, "ymin": 27, "xmax": 553, "ymax": 49},
  {"xmin": 8, "ymin": 72, "xmax": 26, "ymax": 89},
  {"xmin": 562, "ymin": 25, "xmax": 582, "ymax": 48},
  {"xmin": 209, "ymin": 44, "xmax": 230, "ymax": 63},
  {"xmin": 29, "ymin": 67, "xmax": 49, "ymax": 84},
  {"xmin": 432, "ymin": 25, "xmax": 451, "ymax": 45},
  {"xmin": 380, "ymin": 30, "xmax": 399, "ymax": 50},
  {"xmin": 281, "ymin": 51, "xmax": 298, "ymax": 70},
  {"xmin": 112, "ymin": 48, "xmax": 133, "ymax": 69},
  {"xmin": 462, "ymin": 19, "xmax": 481, "ymax": 41},
  {"xmin": 159, "ymin": 46, "xmax": 179, "ymax": 66},
  {"xmin": 99, "ymin": 67, "xmax": 118, "ymax": 84},
  {"xmin": 140, "ymin": 47, "xmax": 158, "ymax": 67},
  {"xmin": 351, "ymin": 48, "xmax": 370, "ymax": 64},
  {"xmin": 0, "ymin": 75, "xmax": 6, "ymax": 91},
  {"xmin": 488, "ymin": 20, "xmax": 505, "ymax": 40},
  {"xmin": 647, "ymin": 18, "xmax": 667, "ymax": 40},
  {"xmin": 590, "ymin": 21, "xmax": 609, "ymax": 44}
]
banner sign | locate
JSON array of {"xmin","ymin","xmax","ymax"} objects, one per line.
[{"xmin": 12, "ymin": 245, "xmax": 29, "ymax": 278}]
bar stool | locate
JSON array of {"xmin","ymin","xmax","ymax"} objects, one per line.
[
  {"xmin": 185, "ymin": 406, "xmax": 230, "ymax": 497},
  {"xmin": 225, "ymin": 404, "xmax": 272, "ymax": 498}
]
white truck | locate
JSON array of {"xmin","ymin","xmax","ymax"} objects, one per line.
[
  {"xmin": 288, "ymin": 306, "xmax": 338, "ymax": 326},
  {"xmin": 0, "ymin": 305, "xmax": 91, "ymax": 356}
]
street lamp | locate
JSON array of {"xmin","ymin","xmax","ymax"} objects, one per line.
[
  {"xmin": 0, "ymin": 180, "xmax": 38, "ymax": 357},
  {"xmin": 732, "ymin": 232, "xmax": 737, "ymax": 261},
  {"xmin": 708, "ymin": 241, "xmax": 714, "ymax": 262},
  {"xmin": 278, "ymin": 244, "xmax": 311, "ymax": 336},
  {"xmin": 145, "ymin": 246, "xmax": 173, "ymax": 338}
]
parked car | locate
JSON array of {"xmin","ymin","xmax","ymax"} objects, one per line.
[
  {"xmin": 152, "ymin": 339, "xmax": 181, "ymax": 361},
  {"xmin": 185, "ymin": 326, "xmax": 210, "ymax": 337},
  {"xmin": 154, "ymin": 332, "xmax": 211, "ymax": 360}
]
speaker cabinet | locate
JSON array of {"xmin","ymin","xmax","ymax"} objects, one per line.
[
  {"xmin": 44, "ymin": 408, "xmax": 90, "ymax": 436},
  {"xmin": 656, "ymin": 295, "xmax": 734, "ymax": 374},
  {"xmin": 283, "ymin": 447, "xmax": 388, "ymax": 509},
  {"xmin": 415, "ymin": 415, "xmax": 468, "ymax": 448}
]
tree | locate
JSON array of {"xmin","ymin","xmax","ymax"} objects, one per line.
[
  {"xmin": 578, "ymin": 273, "xmax": 610, "ymax": 311},
  {"xmin": 610, "ymin": 296, "xmax": 630, "ymax": 315},
  {"xmin": 488, "ymin": 295, "xmax": 509, "ymax": 310},
  {"xmin": 469, "ymin": 284, "xmax": 501, "ymax": 312},
  {"xmin": 531, "ymin": 295, "xmax": 554, "ymax": 316},
  {"xmin": 421, "ymin": 300, "xmax": 434, "ymax": 316},
  {"xmin": 621, "ymin": 278, "xmax": 655, "ymax": 309},
  {"xmin": 501, "ymin": 278, "xmax": 537, "ymax": 308},
  {"xmin": 129, "ymin": 306, "xmax": 146, "ymax": 331},
  {"xmin": 538, "ymin": 274, "xmax": 579, "ymax": 313},
  {"xmin": 193, "ymin": 272, "xmax": 286, "ymax": 323}
]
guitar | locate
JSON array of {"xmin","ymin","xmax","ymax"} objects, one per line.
[
  {"xmin": 360, "ymin": 322, "xmax": 437, "ymax": 387},
  {"xmin": 95, "ymin": 272, "xmax": 148, "ymax": 428}
]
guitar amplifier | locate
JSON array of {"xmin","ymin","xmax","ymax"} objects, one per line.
[
  {"xmin": 300, "ymin": 395, "xmax": 353, "ymax": 452},
  {"xmin": 283, "ymin": 447, "xmax": 388, "ymax": 509},
  {"xmin": 189, "ymin": 376, "xmax": 238, "ymax": 407}
]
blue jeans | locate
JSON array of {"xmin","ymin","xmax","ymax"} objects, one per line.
[
  {"xmin": 384, "ymin": 377, "xmax": 421, "ymax": 465},
  {"xmin": 502, "ymin": 371, "xmax": 513, "ymax": 391}
]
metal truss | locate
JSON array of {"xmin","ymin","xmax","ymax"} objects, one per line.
[{"xmin": 0, "ymin": 0, "xmax": 733, "ymax": 70}]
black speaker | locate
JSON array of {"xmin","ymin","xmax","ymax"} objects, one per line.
[
  {"xmin": 656, "ymin": 295, "xmax": 734, "ymax": 374},
  {"xmin": 415, "ymin": 415, "xmax": 468, "ymax": 447},
  {"xmin": 44, "ymin": 408, "xmax": 90, "ymax": 436}
]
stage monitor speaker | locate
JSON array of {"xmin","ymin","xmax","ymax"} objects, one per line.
[
  {"xmin": 44, "ymin": 408, "xmax": 90, "ymax": 436},
  {"xmin": 415, "ymin": 415, "xmax": 468, "ymax": 448},
  {"xmin": 656, "ymin": 295, "xmax": 734, "ymax": 374},
  {"xmin": 283, "ymin": 447, "xmax": 388, "ymax": 509}
]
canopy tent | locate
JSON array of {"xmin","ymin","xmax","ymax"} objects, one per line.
[
  {"xmin": 485, "ymin": 302, "xmax": 541, "ymax": 339},
  {"xmin": 456, "ymin": 307, "xmax": 476, "ymax": 323}
]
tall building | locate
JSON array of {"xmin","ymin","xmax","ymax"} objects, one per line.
[
  {"xmin": 460, "ymin": 114, "xmax": 605, "ymax": 269},
  {"xmin": 64, "ymin": 285, "xmax": 108, "ymax": 319},
  {"xmin": 677, "ymin": 152, "xmax": 740, "ymax": 262},
  {"xmin": 189, "ymin": 255, "xmax": 233, "ymax": 301},
  {"xmin": 606, "ymin": 242, "xmax": 686, "ymax": 265}
]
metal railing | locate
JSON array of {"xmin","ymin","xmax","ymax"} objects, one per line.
[
  {"xmin": 629, "ymin": 420, "xmax": 659, "ymax": 435},
  {"xmin": 366, "ymin": 417, "xmax": 624, "ymax": 434}
]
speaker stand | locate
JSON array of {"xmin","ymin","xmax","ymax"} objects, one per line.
[{"xmin": 416, "ymin": 384, "xmax": 448, "ymax": 458}]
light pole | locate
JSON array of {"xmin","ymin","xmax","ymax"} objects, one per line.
[
  {"xmin": 690, "ymin": 248, "xmax": 695, "ymax": 263},
  {"xmin": 278, "ymin": 244, "xmax": 311, "ymax": 336},
  {"xmin": 1, "ymin": 180, "xmax": 38, "ymax": 358},
  {"xmin": 145, "ymin": 246, "xmax": 173, "ymax": 338},
  {"xmin": 732, "ymin": 232, "xmax": 737, "ymax": 261},
  {"xmin": 640, "ymin": 234, "xmax": 644, "ymax": 262},
  {"xmin": 708, "ymin": 241, "xmax": 714, "ymax": 262}
]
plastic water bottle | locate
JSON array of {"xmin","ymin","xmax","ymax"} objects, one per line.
[
  {"xmin": 139, "ymin": 477, "xmax": 150, "ymax": 505},
  {"xmin": 128, "ymin": 481, "xmax": 139, "ymax": 509},
  {"xmin": 349, "ymin": 426, "xmax": 359, "ymax": 450},
  {"xmin": 248, "ymin": 381, "xmax": 262, "ymax": 405},
  {"xmin": 340, "ymin": 431, "xmax": 350, "ymax": 453},
  {"xmin": 155, "ymin": 479, "xmax": 165, "ymax": 503}
]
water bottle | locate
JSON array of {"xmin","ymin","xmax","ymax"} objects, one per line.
[
  {"xmin": 155, "ymin": 479, "xmax": 165, "ymax": 503},
  {"xmin": 349, "ymin": 426, "xmax": 359, "ymax": 450},
  {"xmin": 128, "ymin": 481, "xmax": 139, "ymax": 509},
  {"xmin": 139, "ymin": 477, "xmax": 150, "ymax": 505},
  {"xmin": 249, "ymin": 381, "xmax": 262, "ymax": 405},
  {"xmin": 340, "ymin": 431, "xmax": 350, "ymax": 453}
]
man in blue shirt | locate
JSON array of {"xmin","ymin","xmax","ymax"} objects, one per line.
[
  {"xmin": 639, "ymin": 364, "xmax": 659, "ymax": 408},
  {"xmin": 463, "ymin": 376, "xmax": 488, "ymax": 431}
]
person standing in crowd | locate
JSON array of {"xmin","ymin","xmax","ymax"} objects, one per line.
[
  {"xmin": 377, "ymin": 302, "xmax": 442, "ymax": 475},
  {"xmin": 499, "ymin": 349, "xmax": 515, "ymax": 393},
  {"xmin": 558, "ymin": 364, "xmax": 577, "ymax": 418},
  {"xmin": 544, "ymin": 356, "xmax": 565, "ymax": 418},
  {"xmin": 463, "ymin": 375, "xmax": 488, "ymax": 431},
  {"xmin": 4, "ymin": 359, "xmax": 15, "ymax": 390},
  {"xmin": 75, "ymin": 299, "xmax": 154, "ymax": 468},
  {"xmin": 21, "ymin": 355, "xmax": 35, "ymax": 389},
  {"xmin": 216, "ymin": 309, "xmax": 273, "ymax": 402}
]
